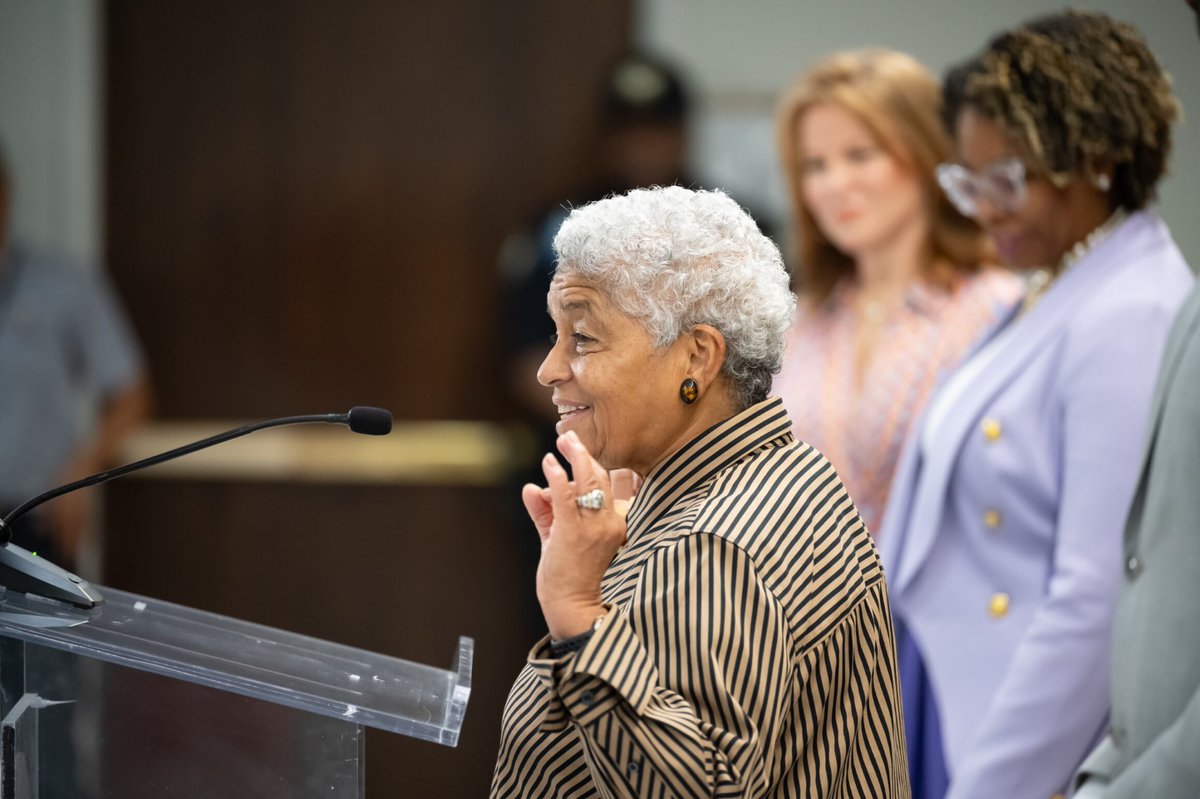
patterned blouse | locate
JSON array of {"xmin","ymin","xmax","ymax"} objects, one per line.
[
  {"xmin": 774, "ymin": 269, "xmax": 1021, "ymax": 536},
  {"xmin": 491, "ymin": 398, "xmax": 909, "ymax": 798}
]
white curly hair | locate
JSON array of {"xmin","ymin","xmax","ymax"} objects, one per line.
[{"xmin": 552, "ymin": 186, "xmax": 796, "ymax": 409}]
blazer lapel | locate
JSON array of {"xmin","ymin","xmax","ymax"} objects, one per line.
[{"xmin": 892, "ymin": 213, "xmax": 1161, "ymax": 592}]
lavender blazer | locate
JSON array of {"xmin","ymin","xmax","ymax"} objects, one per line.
[{"xmin": 878, "ymin": 212, "xmax": 1194, "ymax": 799}]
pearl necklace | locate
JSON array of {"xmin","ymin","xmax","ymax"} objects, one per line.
[{"xmin": 1021, "ymin": 208, "xmax": 1128, "ymax": 316}]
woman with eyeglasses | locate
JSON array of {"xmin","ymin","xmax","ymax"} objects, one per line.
[
  {"xmin": 774, "ymin": 50, "xmax": 1020, "ymax": 538},
  {"xmin": 878, "ymin": 11, "xmax": 1194, "ymax": 799}
]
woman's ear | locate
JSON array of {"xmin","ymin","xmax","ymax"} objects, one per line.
[{"xmin": 683, "ymin": 324, "xmax": 728, "ymax": 389}]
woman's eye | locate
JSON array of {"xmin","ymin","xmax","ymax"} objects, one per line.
[
  {"xmin": 802, "ymin": 157, "xmax": 825, "ymax": 176},
  {"xmin": 549, "ymin": 332, "xmax": 594, "ymax": 351},
  {"xmin": 989, "ymin": 174, "xmax": 1020, "ymax": 196},
  {"xmin": 847, "ymin": 146, "xmax": 877, "ymax": 162}
]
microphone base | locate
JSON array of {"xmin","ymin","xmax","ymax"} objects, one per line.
[{"xmin": 0, "ymin": 544, "xmax": 104, "ymax": 609}]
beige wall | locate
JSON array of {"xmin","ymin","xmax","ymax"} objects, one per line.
[{"xmin": 0, "ymin": 0, "xmax": 101, "ymax": 261}]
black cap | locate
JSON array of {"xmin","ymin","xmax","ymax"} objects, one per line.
[{"xmin": 602, "ymin": 52, "xmax": 689, "ymax": 128}]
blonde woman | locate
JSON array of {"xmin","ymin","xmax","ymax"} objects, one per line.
[{"xmin": 774, "ymin": 49, "xmax": 1020, "ymax": 536}]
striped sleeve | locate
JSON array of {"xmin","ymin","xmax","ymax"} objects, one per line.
[{"xmin": 530, "ymin": 532, "xmax": 794, "ymax": 798}]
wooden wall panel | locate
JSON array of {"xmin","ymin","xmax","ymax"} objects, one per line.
[
  {"xmin": 103, "ymin": 1, "xmax": 631, "ymax": 795},
  {"xmin": 104, "ymin": 480, "xmax": 538, "ymax": 797},
  {"xmin": 106, "ymin": 0, "xmax": 631, "ymax": 420}
]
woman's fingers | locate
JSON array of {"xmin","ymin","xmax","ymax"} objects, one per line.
[
  {"xmin": 541, "ymin": 434, "xmax": 627, "ymax": 532},
  {"xmin": 555, "ymin": 432, "xmax": 595, "ymax": 488},
  {"xmin": 541, "ymin": 451, "xmax": 574, "ymax": 517},
  {"xmin": 521, "ymin": 482, "xmax": 554, "ymax": 541},
  {"xmin": 556, "ymin": 431, "xmax": 611, "ymax": 503}
]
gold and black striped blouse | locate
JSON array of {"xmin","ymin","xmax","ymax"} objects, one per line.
[{"xmin": 491, "ymin": 398, "xmax": 909, "ymax": 798}]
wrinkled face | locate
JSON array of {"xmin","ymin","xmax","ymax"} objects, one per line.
[
  {"xmin": 954, "ymin": 107, "xmax": 1082, "ymax": 269},
  {"xmin": 798, "ymin": 103, "xmax": 926, "ymax": 259},
  {"xmin": 538, "ymin": 275, "xmax": 690, "ymax": 474}
]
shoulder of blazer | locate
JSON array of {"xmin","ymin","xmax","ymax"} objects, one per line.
[{"xmin": 1058, "ymin": 222, "xmax": 1193, "ymax": 359}]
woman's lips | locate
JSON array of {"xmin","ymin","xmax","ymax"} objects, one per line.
[{"xmin": 555, "ymin": 404, "xmax": 591, "ymax": 433}]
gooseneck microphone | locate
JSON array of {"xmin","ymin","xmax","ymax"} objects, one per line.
[{"xmin": 0, "ymin": 406, "xmax": 393, "ymax": 609}]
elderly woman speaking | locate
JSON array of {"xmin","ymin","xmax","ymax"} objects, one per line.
[{"xmin": 490, "ymin": 187, "xmax": 908, "ymax": 798}]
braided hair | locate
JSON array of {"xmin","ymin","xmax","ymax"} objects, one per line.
[{"xmin": 944, "ymin": 9, "xmax": 1179, "ymax": 210}]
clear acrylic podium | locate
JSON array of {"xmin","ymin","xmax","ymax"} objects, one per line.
[{"xmin": 0, "ymin": 585, "xmax": 473, "ymax": 797}]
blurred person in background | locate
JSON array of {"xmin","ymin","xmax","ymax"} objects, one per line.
[
  {"xmin": 1073, "ymin": 2, "xmax": 1200, "ymax": 797},
  {"xmin": 499, "ymin": 52, "xmax": 776, "ymax": 627},
  {"xmin": 879, "ymin": 11, "xmax": 1192, "ymax": 799},
  {"xmin": 492, "ymin": 186, "xmax": 908, "ymax": 798},
  {"xmin": 498, "ymin": 51, "xmax": 695, "ymax": 625},
  {"xmin": 502, "ymin": 50, "xmax": 776, "ymax": 425},
  {"xmin": 773, "ymin": 49, "xmax": 1020, "ymax": 537},
  {"xmin": 0, "ymin": 144, "xmax": 150, "ymax": 574},
  {"xmin": 501, "ymin": 50, "xmax": 692, "ymax": 426}
]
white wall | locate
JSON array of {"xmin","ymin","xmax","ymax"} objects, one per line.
[
  {"xmin": 637, "ymin": 0, "xmax": 1200, "ymax": 264},
  {"xmin": 0, "ymin": 0, "xmax": 101, "ymax": 262}
]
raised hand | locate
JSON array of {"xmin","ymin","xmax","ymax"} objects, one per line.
[{"xmin": 524, "ymin": 431, "xmax": 629, "ymax": 639}]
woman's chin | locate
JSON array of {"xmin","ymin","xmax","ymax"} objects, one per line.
[{"xmin": 557, "ymin": 423, "xmax": 611, "ymax": 462}]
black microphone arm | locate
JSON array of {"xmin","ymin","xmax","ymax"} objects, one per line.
[{"xmin": 0, "ymin": 406, "xmax": 393, "ymax": 609}]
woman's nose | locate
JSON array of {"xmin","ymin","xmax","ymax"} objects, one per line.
[
  {"xmin": 834, "ymin": 165, "xmax": 855, "ymax": 191},
  {"xmin": 537, "ymin": 343, "xmax": 568, "ymax": 387},
  {"xmin": 808, "ymin": 166, "xmax": 854, "ymax": 221}
]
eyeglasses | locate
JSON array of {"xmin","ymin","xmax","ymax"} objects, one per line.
[{"xmin": 935, "ymin": 157, "xmax": 1028, "ymax": 218}]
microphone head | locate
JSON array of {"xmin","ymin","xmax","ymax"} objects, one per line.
[{"xmin": 347, "ymin": 406, "xmax": 393, "ymax": 436}]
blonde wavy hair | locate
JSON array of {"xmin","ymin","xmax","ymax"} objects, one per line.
[{"xmin": 776, "ymin": 48, "xmax": 991, "ymax": 305}]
